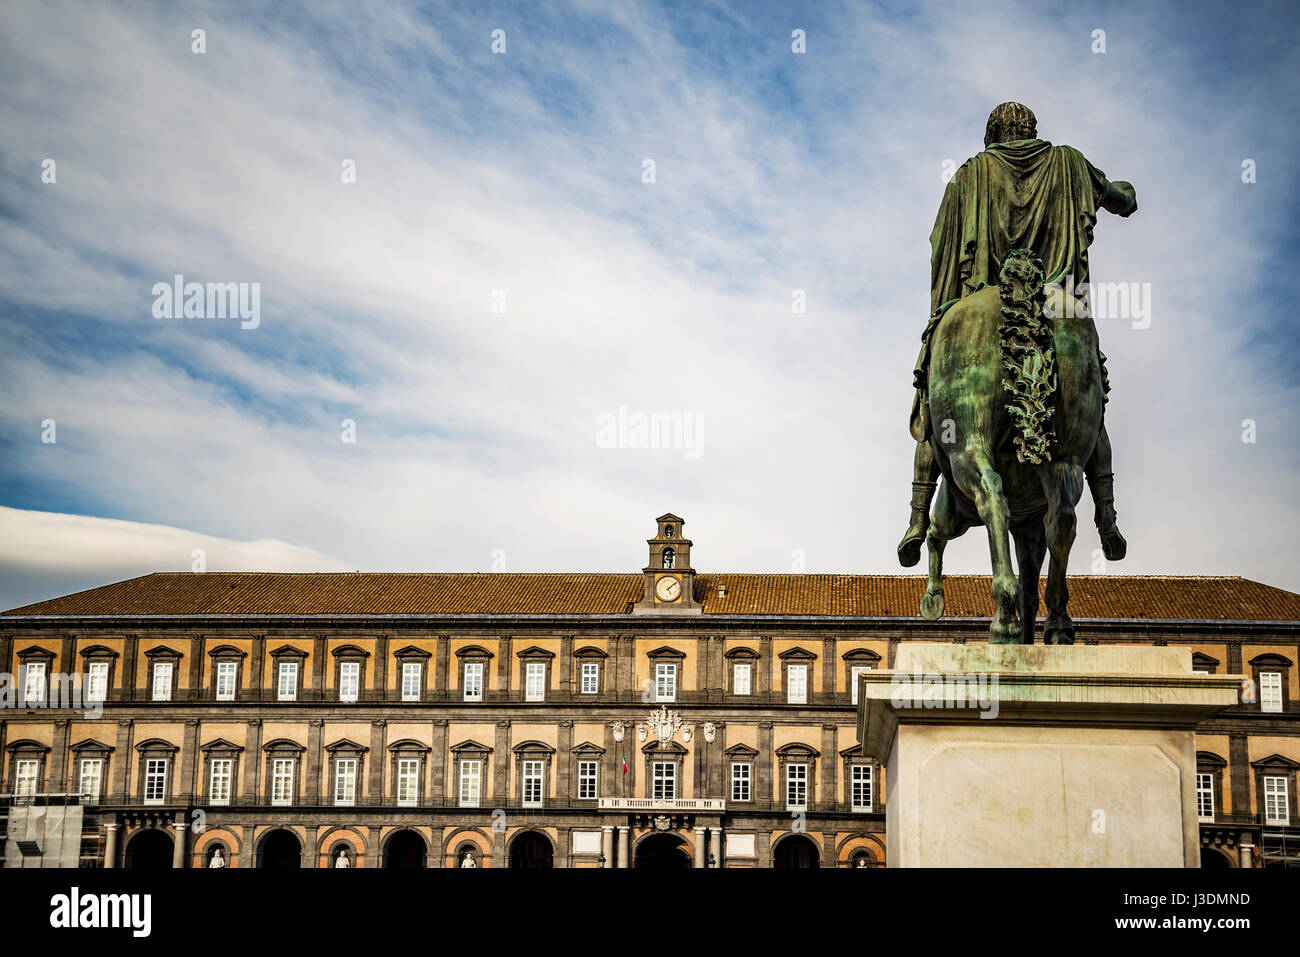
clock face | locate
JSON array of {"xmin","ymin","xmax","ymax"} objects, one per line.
[{"xmin": 655, "ymin": 575, "xmax": 682, "ymax": 602}]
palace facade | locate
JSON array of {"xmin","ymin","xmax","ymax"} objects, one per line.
[{"xmin": 1, "ymin": 515, "xmax": 1298, "ymax": 869}]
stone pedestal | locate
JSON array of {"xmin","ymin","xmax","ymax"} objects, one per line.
[{"xmin": 857, "ymin": 644, "xmax": 1241, "ymax": 868}]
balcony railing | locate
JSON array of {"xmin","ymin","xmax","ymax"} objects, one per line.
[{"xmin": 598, "ymin": 797, "xmax": 726, "ymax": 812}]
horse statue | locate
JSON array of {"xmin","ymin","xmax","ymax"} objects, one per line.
[{"xmin": 920, "ymin": 248, "xmax": 1104, "ymax": 644}]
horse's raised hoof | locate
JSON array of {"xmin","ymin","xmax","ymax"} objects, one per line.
[
  {"xmin": 920, "ymin": 590, "xmax": 945, "ymax": 620},
  {"xmin": 1101, "ymin": 526, "xmax": 1127, "ymax": 562},
  {"xmin": 897, "ymin": 531, "xmax": 924, "ymax": 568}
]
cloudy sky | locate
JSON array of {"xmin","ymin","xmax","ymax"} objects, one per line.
[{"xmin": 1, "ymin": 0, "xmax": 1297, "ymax": 610}]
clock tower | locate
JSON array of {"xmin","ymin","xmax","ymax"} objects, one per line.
[{"xmin": 632, "ymin": 513, "xmax": 703, "ymax": 616}]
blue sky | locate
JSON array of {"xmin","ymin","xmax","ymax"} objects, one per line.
[{"xmin": 1, "ymin": 0, "xmax": 1298, "ymax": 609}]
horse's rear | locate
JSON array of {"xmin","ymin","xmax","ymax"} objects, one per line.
[{"xmin": 922, "ymin": 249, "xmax": 1104, "ymax": 643}]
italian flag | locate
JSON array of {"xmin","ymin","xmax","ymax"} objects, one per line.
[{"xmin": 621, "ymin": 748, "xmax": 628, "ymax": 774}]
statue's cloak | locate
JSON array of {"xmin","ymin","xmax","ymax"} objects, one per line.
[{"xmin": 912, "ymin": 138, "xmax": 1114, "ymax": 441}]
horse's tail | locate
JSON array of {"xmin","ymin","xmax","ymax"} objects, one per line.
[{"xmin": 998, "ymin": 248, "xmax": 1054, "ymax": 464}]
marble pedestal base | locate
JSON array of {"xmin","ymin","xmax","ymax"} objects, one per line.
[{"xmin": 856, "ymin": 644, "xmax": 1241, "ymax": 868}]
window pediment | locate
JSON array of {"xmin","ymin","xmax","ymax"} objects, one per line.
[
  {"xmin": 454, "ymin": 645, "xmax": 494, "ymax": 660},
  {"xmin": 724, "ymin": 646, "xmax": 759, "ymax": 660},
  {"xmin": 571, "ymin": 741, "xmax": 606, "ymax": 755},
  {"xmin": 450, "ymin": 739, "xmax": 492, "ymax": 754},
  {"xmin": 387, "ymin": 738, "xmax": 431, "ymax": 753},
  {"xmin": 393, "ymin": 645, "xmax": 432, "ymax": 660},
  {"xmin": 331, "ymin": 644, "xmax": 371, "ymax": 659},
  {"xmin": 143, "ymin": 645, "xmax": 183, "ymax": 659},
  {"xmin": 1248, "ymin": 653, "xmax": 1293, "ymax": 667},
  {"xmin": 724, "ymin": 743, "xmax": 758, "ymax": 758},
  {"xmin": 777, "ymin": 646, "xmax": 817, "ymax": 661},
  {"xmin": 842, "ymin": 648, "xmax": 882, "ymax": 663},
  {"xmin": 840, "ymin": 743, "xmax": 868, "ymax": 758},
  {"xmin": 5, "ymin": 739, "xmax": 51, "ymax": 754},
  {"xmin": 512, "ymin": 739, "xmax": 557, "ymax": 755},
  {"xmin": 775, "ymin": 742, "xmax": 820, "ymax": 758},
  {"xmin": 207, "ymin": 644, "xmax": 248, "ymax": 659},
  {"xmin": 646, "ymin": 645, "xmax": 687, "ymax": 660},
  {"xmin": 1251, "ymin": 753, "xmax": 1300, "ymax": 771},
  {"xmin": 135, "ymin": 737, "xmax": 179, "ymax": 754},
  {"xmin": 1195, "ymin": 751, "xmax": 1227, "ymax": 769},
  {"xmin": 269, "ymin": 644, "xmax": 308, "ymax": 659},
  {"xmin": 16, "ymin": 646, "xmax": 56, "ymax": 660},
  {"xmin": 262, "ymin": 738, "xmax": 306, "ymax": 754},
  {"xmin": 70, "ymin": 738, "xmax": 114, "ymax": 754},
  {"xmin": 199, "ymin": 738, "xmax": 244, "ymax": 753},
  {"xmin": 573, "ymin": 646, "xmax": 608, "ymax": 659},
  {"xmin": 78, "ymin": 645, "xmax": 120, "ymax": 660},
  {"xmin": 641, "ymin": 740, "xmax": 688, "ymax": 755},
  {"xmin": 516, "ymin": 646, "xmax": 556, "ymax": 660},
  {"xmin": 324, "ymin": 738, "xmax": 369, "ymax": 753}
]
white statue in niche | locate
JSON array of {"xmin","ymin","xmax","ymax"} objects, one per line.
[
  {"xmin": 208, "ymin": 847, "xmax": 226, "ymax": 868},
  {"xmin": 334, "ymin": 847, "xmax": 351, "ymax": 868},
  {"xmin": 460, "ymin": 849, "xmax": 477, "ymax": 868}
]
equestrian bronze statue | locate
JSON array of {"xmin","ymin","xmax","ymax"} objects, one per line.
[{"xmin": 902, "ymin": 102, "xmax": 1137, "ymax": 643}]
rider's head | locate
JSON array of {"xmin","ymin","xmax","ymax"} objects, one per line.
[{"xmin": 984, "ymin": 102, "xmax": 1038, "ymax": 147}]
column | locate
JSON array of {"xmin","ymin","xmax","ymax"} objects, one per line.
[
  {"xmin": 493, "ymin": 720, "xmax": 511, "ymax": 803},
  {"xmin": 103, "ymin": 823, "xmax": 119, "ymax": 869},
  {"xmin": 51, "ymin": 718, "xmax": 70, "ymax": 793},
  {"xmin": 242, "ymin": 719, "xmax": 262, "ymax": 803},
  {"xmin": 1229, "ymin": 733, "xmax": 1249, "ymax": 817},
  {"xmin": 435, "ymin": 636, "xmax": 450, "ymax": 702},
  {"xmin": 1239, "ymin": 838, "xmax": 1254, "ymax": 869},
  {"xmin": 180, "ymin": 719, "xmax": 200, "ymax": 803},
  {"xmin": 431, "ymin": 719, "xmax": 448, "ymax": 803},
  {"xmin": 616, "ymin": 826, "xmax": 629, "ymax": 868},
  {"xmin": 172, "ymin": 818, "xmax": 188, "ymax": 868},
  {"xmin": 312, "ymin": 635, "xmax": 327, "ymax": 702},
  {"xmin": 821, "ymin": 724, "xmax": 838, "ymax": 812},
  {"xmin": 374, "ymin": 635, "xmax": 389, "ymax": 702},
  {"xmin": 709, "ymin": 826, "xmax": 722, "ymax": 867},
  {"xmin": 368, "ymin": 719, "xmax": 387, "ymax": 804},
  {"xmin": 694, "ymin": 826, "xmax": 706, "ymax": 868},
  {"xmin": 601, "ymin": 826, "xmax": 614, "ymax": 868},
  {"xmin": 111, "ymin": 720, "xmax": 133, "ymax": 801},
  {"xmin": 307, "ymin": 719, "xmax": 324, "ymax": 807}
]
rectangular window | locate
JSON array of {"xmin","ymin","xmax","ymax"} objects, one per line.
[
  {"xmin": 79, "ymin": 758, "xmax": 103, "ymax": 803},
  {"xmin": 209, "ymin": 758, "xmax": 232, "ymax": 805},
  {"xmin": 459, "ymin": 759, "xmax": 482, "ymax": 807},
  {"xmin": 733, "ymin": 663, "xmax": 752, "ymax": 696},
  {"xmin": 271, "ymin": 758, "xmax": 294, "ymax": 806},
  {"xmin": 14, "ymin": 758, "xmax": 39, "ymax": 797},
  {"xmin": 215, "ymin": 661, "xmax": 237, "ymax": 701},
  {"xmin": 652, "ymin": 761, "xmax": 676, "ymax": 800},
  {"xmin": 852, "ymin": 765, "xmax": 873, "ymax": 812},
  {"xmin": 850, "ymin": 665, "xmax": 872, "ymax": 705},
  {"xmin": 525, "ymin": 662, "xmax": 546, "ymax": 702},
  {"xmin": 731, "ymin": 762, "xmax": 751, "ymax": 802},
  {"xmin": 401, "ymin": 661, "xmax": 422, "ymax": 702},
  {"xmin": 1196, "ymin": 772, "xmax": 1214, "ymax": 822},
  {"xmin": 522, "ymin": 759, "xmax": 544, "ymax": 807},
  {"xmin": 277, "ymin": 661, "xmax": 298, "ymax": 702},
  {"xmin": 786, "ymin": 763, "xmax": 808, "ymax": 809},
  {"xmin": 577, "ymin": 760, "xmax": 598, "ymax": 800},
  {"xmin": 339, "ymin": 661, "xmax": 360, "ymax": 703},
  {"xmin": 463, "ymin": 662, "xmax": 483, "ymax": 701},
  {"xmin": 144, "ymin": 758, "xmax": 167, "ymax": 804},
  {"xmin": 655, "ymin": 663, "xmax": 677, "ymax": 702},
  {"xmin": 22, "ymin": 661, "xmax": 46, "ymax": 706},
  {"xmin": 334, "ymin": 758, "xmax": 357, "ymax": 806},
  {"xmin": 151, "ymin": 660, "xmax": 174, "ymax": 702},
  {"xmin": 1260, "ymin": 672, "xmax": 1283, "ymax": 713},
  {"xmin": 581, "ymin": 662, "xmax": 599, "ymax": 694},
  {"xmin": 86, "ymin": 661, "xmax": 109, "ymax": 703},
  {"xmin": 1263, "ymin": 776, "xmax": 1289, "ymax": 825},
  {"xmin": 787, "ymin": 664, "xmax": 808, "ymax": 705},
  {"xmin": 397, "ymin": 758, "xmax": 419, "ymax": 806}
]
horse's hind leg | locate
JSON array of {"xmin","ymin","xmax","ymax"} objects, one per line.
[
  {"xmin": 1012, "ymin": 521, "xmax": 1047, "ymax": 645},
  {"xmin": 949, "ymin": 449, "xmax": 1021, "ymax": 643},
  {"xmin": 921, "ymin": 479, "xmax": 967, "ymax": 620},
  {"xmin": 1042, "ymin": 462, "xmax": 1085, "ymax": 645}
]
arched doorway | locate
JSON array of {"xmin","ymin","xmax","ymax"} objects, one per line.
[
  {"xmin": 1201, "ymin": 847, "xmax": 1233, "ymax": 869},
  {"xmin": 508, "ymin": 831, "xmax": 553, "ymax": 868},
  {"xmin": 258, "ymin": 830, "xmax": 302, "ymax": 869},
  {"xmin": 636, "ymin": 833, "xmax": 691, "ymax": 869},
  {"xmin": 383, "ymin": 830, "xmax": 427, "ymax": 868},
  {"xmin": 123, "ymin": 828, "xmax": 173, "ymax": 869},
  {"xmin": 774, "ymin": 834, "xmax": 820, "ymax": 868}
]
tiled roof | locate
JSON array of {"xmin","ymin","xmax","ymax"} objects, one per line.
[{"xmin": 3, "ymin": 572, "xmax": 1298, "ymax": 621}]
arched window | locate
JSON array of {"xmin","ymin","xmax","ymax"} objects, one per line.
[
  {"xmin": 664, "ymin": 525, "xmax": 675, "ymax": 539},
  {"xmin": 662, "ymin": 548, "xmax": 675, "ymax": 569}
]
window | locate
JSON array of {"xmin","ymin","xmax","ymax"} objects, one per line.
[
  {"xmin": 459, "ymin": 759, "xmax": 482, "ymax": 807},
  {"xmin": 401, "ymin": 662, "xmax": 422, "ymax": 702},
  {"xmin": 786, "ymin": 763, "xmax": 808, "ymax": 809},
  {"xmin": 397, "ymin": 758, "xmax": 419, "ymax": 806},
  {"xmin": 1196, "ymin": 772, "xmax": 1214, "ymax": 822},
  {"xmin": 209, "ymin": 758, "xmax": 233, "ymax": 805},
  {"xmin": 14, "ymin": 758, "xmax": 39, "ymax": 797},
  {"xmin": 731, "ymin": 762, "xmax": 752, "ymax": 802},
  {"xmin": 86, "ymin": 661, "xmax": 110, "ymax": 703},
  {"xmin": 525, "ymin": 661, "xmax": 546, "ymax": 702},
  {"xmin": 664, "ymin": 525, "xmax": 674, "ymax": 539},
  {"xmin": 581, "ymin": 662, "xmax": 599, "ymax": 695},
  {"xmin": 144, "ymin": 758, "xmax": 168, "ymax": 804},
  {"xmin": 1260, "ymin": 672, "xmax": 1283, "ymax": 713},
  {"xmin": 852, "ymin": 765, "xmax": 873, "ymax": 812},
  {"xmin": 1263, "ymin": 776, "xmax": 1289, "ymax": 825},
  {"xmin": 662, "ymin": 548, "xmax": 675, "ymax": 569},
  {"xmin": 271, "ymin": 758, "xmax": 294, "ymax": 806},
  {"xmin": 151, "ymin": 661, "xmax": 174, "ymax": 702},
  {"xmin": 652, "ymin": 761, "xmax": 676, "ymax": 800},
  {"xmin": 277, "ymin": 661, "xmax": 298, "ymax": 702},
  {"xmin": 22, "ymin": 661, "xmax": 46, "ymax": 706},
  {"xmin": 522, "ymin": 759, "xmax": 544, "ymax": 807},
  {"xmin": 79, "ymin": 758, "xmax": 103, "ymax": 802},
  {"xmin": 577, "ymin": 760, "xmax": 598, "ymax": 800},
  {"xmin": 339, "ymin": 661, "xmax": 360, "ymax": 703},
  {"xmin": 850, "ymin": 665, "xmax": 873, "ymax": 705},
  {"xmin": 215, "ymin": 661, "xmax": 237, "ymax": 701},
  {"xmin": 463, "ymin": 662, "xmax": 484, "ymax": 701},
  {"xmin": 334, "ymin": 758, "xmax": 357, "ymax": 806},
  {"xmin": 655, "ymin": 663, "xmax": 677, "ymax": 702},
  {"xmin": 733, "ymin": 663, "xmax": 752, "ymax": 696},
  {"xmin": 787, "ymin": 664, "xmax": 808, "ymax": 704}
]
